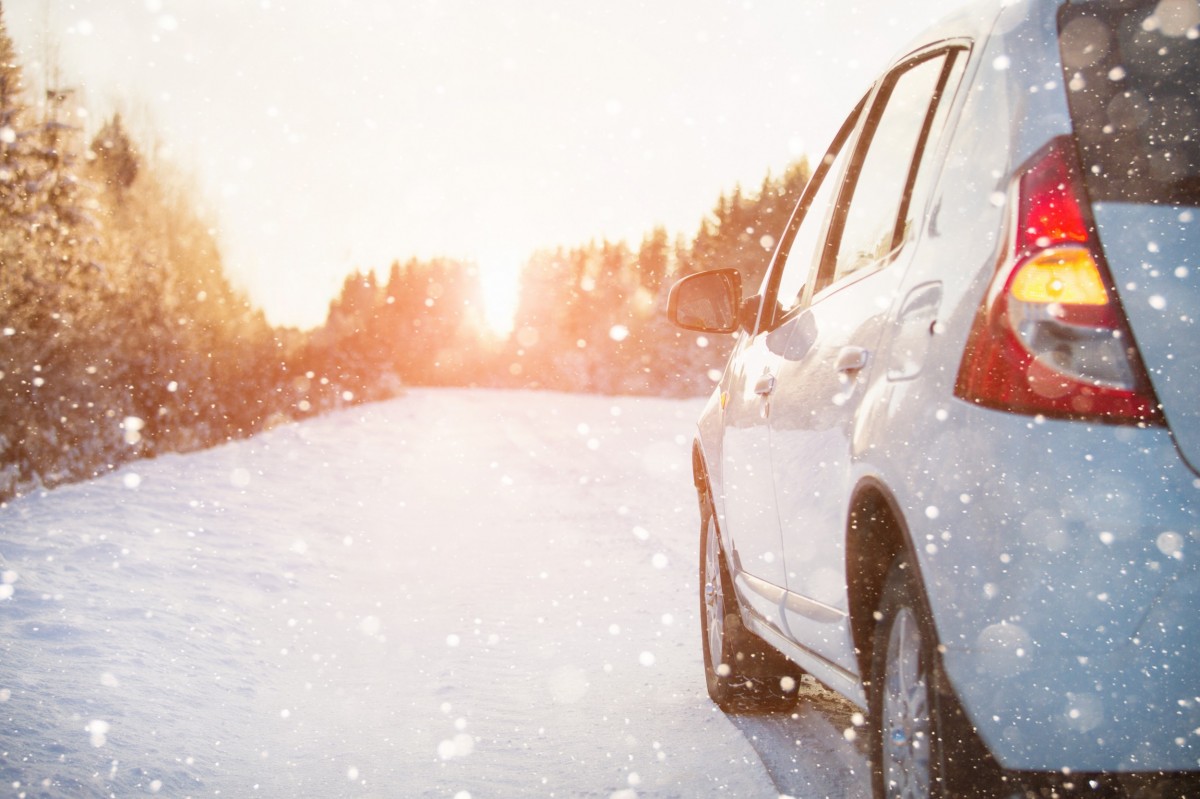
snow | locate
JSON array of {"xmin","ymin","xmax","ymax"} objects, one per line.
[{"xmin": 0, "ymin": 388, "xmax": 868, "ymax": 797}]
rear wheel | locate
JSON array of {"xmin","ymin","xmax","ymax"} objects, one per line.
[
  {"xmin": 871, "ymin": 558, "xmax": 940, "ymax": 798},
  {"xmin": 869, "ymin": 556, "xmax": 1007, "ymax": 799},
  {"xmin": 699, "ymin": 494, "xmax": 800, "ymax": 712}
]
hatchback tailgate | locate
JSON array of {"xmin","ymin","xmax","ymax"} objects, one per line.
[{"xmin": 1097, "ymin": 205, "xmax": 1200, "ymax": 476}]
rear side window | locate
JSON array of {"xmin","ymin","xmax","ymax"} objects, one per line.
[
  {"xmin": 1060, "ymin": 1, "xmax": 1200, "ymax": 205},
  {"xmin": 831, "ymin": 53, "xmax": 950, "ymax": 285},
  {"xmin": 772, "ymin": 137, "xmax": 855, "ymax": 317}
]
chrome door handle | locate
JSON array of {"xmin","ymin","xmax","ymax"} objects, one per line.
[
  {"xmin": 835, "ymin": 346, "xmax": 869, "ymax": 374},
  {"xmin": 754, "ymin": 373, "xmax": 776, "ymax": 396}
]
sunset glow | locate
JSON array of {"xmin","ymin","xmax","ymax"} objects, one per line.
[
  {"xmin": 478, "ymin": 256, "xmax": 523, "ymax": 336},
  {"xmin": 5, "ymin": 0, "xmax": 964, "ymax": 331}
]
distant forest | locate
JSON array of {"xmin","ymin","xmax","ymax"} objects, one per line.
[{"xmin": 0, "ymin": 8, "xmax": 809, "ymax": 501}]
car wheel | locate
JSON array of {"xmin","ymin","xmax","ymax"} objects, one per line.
[
  {"xmin": 699, "ymin": 493, "xmax": 799, "ymax": 712},
  {"xmin": 869, "ymin": 556, "xmax": 1008, "ymax": 799},
  {"xmin": 871, "ymin": 558, "xmax": 941, "ymax": 798}
]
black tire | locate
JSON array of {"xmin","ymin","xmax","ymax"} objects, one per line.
[
  {"xmin": 869, "ymin": 557, "xmax": 1004, "ymax": 799},
  {"xmin": 699, "ymin": 492, "xmax": 801, "ymax": 712}
]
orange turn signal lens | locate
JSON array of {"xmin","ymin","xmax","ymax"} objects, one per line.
[{"xmin": 1009, "ymin": 246, "xmax": 1109, "ymax": 306}]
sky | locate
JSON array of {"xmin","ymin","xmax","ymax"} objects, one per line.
[{"xmin": 7, "ymin": 0, "xmax": 968, "ymax": 331}]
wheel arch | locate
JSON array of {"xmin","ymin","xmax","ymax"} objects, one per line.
[
  {"xmin": 692, "ymin": 437, "xmax": 728, "ymax": 527},
  {"xmin": 691, "ymin": 440, "xmax": 709, "ymax": 497},
  {"xmin": 850, "ymin": 478, "xmax": 1007, "ymax": 794},
  {"xmin": 845, "ymin": 478, "xmax": 921, "ymax": 684}
]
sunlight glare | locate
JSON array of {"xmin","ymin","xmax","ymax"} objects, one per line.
[{"xmin": 478, "ymin": 255, "xmax": 523, "ymax": 336}]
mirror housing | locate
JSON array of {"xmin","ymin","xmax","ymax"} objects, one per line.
[{"xmin": 667, "ymin": 268, "xmax": 744, "ymax": 334}]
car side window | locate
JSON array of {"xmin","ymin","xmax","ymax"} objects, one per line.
[
  {"xmin": 764, "ymin": 100, "xmax": 864, "ymax": 325},
  {"xmin": 773, "ymin": 145, "xmax": 855, "ymax": 318},
  {"xmin": 826, "ymin": 52, "xmax": 951, "ymax": 288}
]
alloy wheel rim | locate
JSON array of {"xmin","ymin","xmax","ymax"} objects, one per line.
[
  {"xmin": 703, "ymin": 517, "xmax": 725, "ymax": 672},
  {"xmin": 882, "ymin": 606, "xmax": 933, "ymax": 798}
]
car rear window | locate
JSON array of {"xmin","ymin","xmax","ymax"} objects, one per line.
[{"xmin": 1059, "ymin": 0, "xmax": 1200, "ymax": 205}]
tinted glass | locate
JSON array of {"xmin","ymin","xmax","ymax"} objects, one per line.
[
  {"xmin": 1060, "ymin": 1, "xmax": 1200, "ymax": 204},
  {"xmin": 760, "ymin": 99, "xmax": 865, "ymax": 324},
  {"xmin": 774, "ymin": 145, "xmax": 854, "ymax": 315},
  {"xmin": 832, "ymin": 54, "xmax": 947, "ymax": 284}
]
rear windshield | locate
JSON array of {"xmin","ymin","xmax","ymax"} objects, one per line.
[{"xmin": 1059, "ymin": 0, "xmax": 1200, "ymax": 205}]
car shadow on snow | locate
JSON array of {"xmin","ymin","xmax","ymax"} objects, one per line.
[{"xmin": 727, "ymin": 677, "xmax": 873, "ymax": 799}]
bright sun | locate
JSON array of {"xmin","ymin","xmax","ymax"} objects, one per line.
[{"xmin": 477, "ymin": 256, "xmax": 523, "ymax": 336}]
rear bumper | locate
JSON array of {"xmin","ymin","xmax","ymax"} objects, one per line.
[
  {"xmin": 905, "ymin": 406, "xmax": 1200, "ymax": 773},
  {"xmin": 942, "ymin": 627, "xmax": 1200, "ymax": 772}
]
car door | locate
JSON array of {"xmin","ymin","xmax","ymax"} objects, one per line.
[
  {"xmin": 719, "ymin": 327, "xmax": 791, "ymax": 606},
  {"xmin": 765, "ymin": 46, "xmax": 966, "ymax": 673},
  {"xmin": 718, "ymin": 101, "xmax": 865, "ymax": 632}
]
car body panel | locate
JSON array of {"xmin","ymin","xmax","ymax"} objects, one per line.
[
  {"xmin": 770, "ymin": 266, "xmax": 903, "ymax": 675},
  {"xmin": 1095, "ymin": 203, "xmax": 1200, "ymax": 476},
  {"xmin": 719, "ymin": 329, "xmax": 790, "ymax": 602},
  {"xmin": 944, "ymin": 638, "xmax": 1200, "ymax": 772}
]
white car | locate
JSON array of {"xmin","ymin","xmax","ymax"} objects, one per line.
[{"xmin": 668, "ymin": 0, "xmax": 1199, "ymax": 795}]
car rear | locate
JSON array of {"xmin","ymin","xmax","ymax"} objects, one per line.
[{"xmin": 885, "ymin": 0, "xmax": 1200, "ymax": 781}]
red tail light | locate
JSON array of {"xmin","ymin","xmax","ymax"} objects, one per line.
[{"xmin": 955, "ymin": 136, "xmax": 1163, "ymax": 425}]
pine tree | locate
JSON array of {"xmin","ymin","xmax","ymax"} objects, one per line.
[
  {"xmin": 636, "ymin": 226, "xmax": 670, "ymax": 295},
  {"xmin": 0, "ymin": 6, "xmax": 53, "ymax": 493},
  {"xmin": 0, "ymin": 5, "xmax": 35, "ymax": 228},
  {"xmin": 0, "ymin": 11, "xmax": 307, "ymax": 499},
  {"xmin": 91, "ymin": 113, "xmax": 138, "ymax": 195}
]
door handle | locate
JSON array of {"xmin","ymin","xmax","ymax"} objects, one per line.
[
  {"xmin": 754, "ymin": 372, "xmax": 776, "ymax": 396},
  {"xmin": 835, "ymin": 346, "xmax": 869, "ymax": 374}
]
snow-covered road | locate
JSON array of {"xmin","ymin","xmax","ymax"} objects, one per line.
[{"xmin": 0, "ymin": 389, "xmax": 869, "ymax": 798}]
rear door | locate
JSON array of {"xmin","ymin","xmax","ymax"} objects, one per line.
[
  {"xmin": 767, "ymin": 46, "xmax": 967, "ymax": 672},
  {"xmin": 718, "ymin": 104, "xmax": 864, "ymax": 629}
]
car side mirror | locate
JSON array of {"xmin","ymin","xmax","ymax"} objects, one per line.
[{"xmin": 667, "ymin": 268, "xmax": 743, "ymax": 334}]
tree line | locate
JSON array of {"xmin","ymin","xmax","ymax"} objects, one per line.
[
  {"xmin": 0, "ymin": 5, "xmax": 810, "ymax": 501},
  {"xmin": 323, "ymin": 161, "xmax": 810, "ymax": 399}
]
